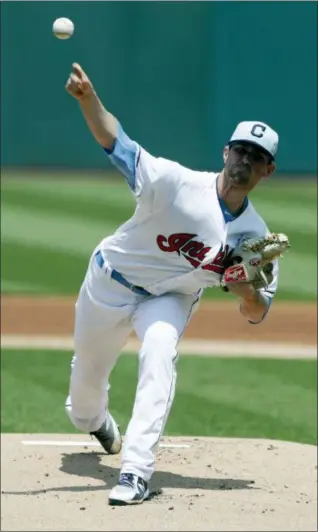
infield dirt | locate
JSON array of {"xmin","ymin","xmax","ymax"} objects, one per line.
[
  {"xmin": 1, "ymin": 296, "xmax": 317, "ymax": 345},
  {"xmin": 1, "ymin": 434, "xmax": 317, "ymax": 531}
]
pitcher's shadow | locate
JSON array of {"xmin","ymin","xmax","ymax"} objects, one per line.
[
  {"xmin": 3, "ymin": 451, "xmax": 256, "ymax": 496},
  {"xmin": 60, "ymin": 451, "xmax": 256, "ymax": 491}
]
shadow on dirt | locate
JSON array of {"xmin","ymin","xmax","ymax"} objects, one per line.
[{"xmin": 3, "ymin": 451, "xmax": 256, "ymax": 498}]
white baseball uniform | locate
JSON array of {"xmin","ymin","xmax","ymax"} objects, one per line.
[{"xmin": 65, "ymin": 121, "xmax": 279, "ymax": 481}]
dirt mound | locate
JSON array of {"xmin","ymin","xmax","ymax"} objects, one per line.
[
  {"xmin": 1, "ymin": 434, "xmax": 317, "ymax": 531},
  {"xmin": 1, "ymin": 296, "xmax": 317, "ymax": 344}
]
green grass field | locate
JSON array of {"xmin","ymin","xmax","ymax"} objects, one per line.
[
  {"xmin": 1, "ymin": 349, "xmax": 317, "ymax": 445},
  {"xmin": 1, "ymin": 172, "xmax": 317, "ymax": 301}
]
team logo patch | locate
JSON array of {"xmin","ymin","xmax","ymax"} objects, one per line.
[
  {"xmin": 223, "ymin": 264, "xmax": 248, "ymax": 283},
  {"xmin": 156, "ymin": 233, "xmax": 230, "ymax": 274}
]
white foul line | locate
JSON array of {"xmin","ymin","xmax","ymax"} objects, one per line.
[
  {"xmin": 2, "ymin": 334, "xmax": 317, "ymax": 359},
  {"xmin": 21, "ymin": 440, "xmax": 191, "ymax": 449}
]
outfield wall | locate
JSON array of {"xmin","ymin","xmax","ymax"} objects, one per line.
[{"xmin": 1, "ymin": 2, "xmax": 317, "ymax": 173}]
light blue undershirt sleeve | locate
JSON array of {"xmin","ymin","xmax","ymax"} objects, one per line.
[{"xmin": 102, "ymin": 123, "xmax": 140, "ymax": 192}]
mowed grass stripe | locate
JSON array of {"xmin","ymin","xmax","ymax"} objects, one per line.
[
  {"xmin": 172, "ymin": 392, "xmax": 315, "ymax": 444},
  {"xmin": 193, "ymin": 368, "xmax": 315, "ymax": 424},
  {"xmin": 0, "ymin": 239, "xmax": 228, "ymax": 299},
  {"xmin": 3, "ymin": 174, "xmax": 317, "ymax": 216},
  {"xmin": 3, "ymin": 173, "xmax": 316, "ymax": 202},
  {"xmin": 1, "ymin": 350, "xmax": 316, "ymax": 444},
  {"xmin": 3, "ymin": 212, "xmax": 316, "ymax": 296},
  {"xmin": 2, "ymin": 204, "xmax": 117, "ymax": 255},
  {"xmin": 2, "ymin": 175, "xmax": 316, "ymax": 299},
  {"xmin": 262, "ymin": 287, "xmax": 316, "ymax": 302},
  {"xmin": 250, "ymin": 181, "xmax": 317, "ymax": 204},
  {"xmin": 277, "ymin": 252, "xmax": 317, "ymax": 295},
  {"xmin": 3, "ymin": 176, "xmax": 316, "ymax": 233},
  {"xmin": 2, "ymin": 236, "xmax": 316, "ymax": 299},
  {"xmin": 0, "ymin": 279, "xmax": 53, "ymax": 294},
  {"xmin": 1, "ymin": 371, "xmax": 72, "ymax": 433},
  {"xmin": 3, "ymin": 172, "xmax": 317, "ymax": 198},
  {"xmin": 250, "ymin": 200, "xmax": 317, "ymax": 233},
  {"xmin": 3, "ymin": 181, "xmax": 316, "ymax": 252},
  {"xmin": 1, "ymin": 173, "xmax": 129, "ymax": 199},
  {"xmin": 2, "ymin": 239, "xmax": 315, "ymax": 298},
  {"xmin": 1, "ymin": 175, "xmax": 136, "ymax": 210},
  {"xmin": 2, "ymin": 241, "xmax": 88, "ymax": 293},
  {"xmin": 1, "ymin": 185, "xmax": 135, "ymax": 226}
]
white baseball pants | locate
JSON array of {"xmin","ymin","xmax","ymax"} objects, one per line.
[{"xmin": 65, "ymin": 250, "xmax": 200, "ymax": 481}]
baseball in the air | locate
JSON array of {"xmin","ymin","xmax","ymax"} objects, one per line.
[{"xmin": 52, "ymin": 17, "xmax": 74, "ymax": 40}]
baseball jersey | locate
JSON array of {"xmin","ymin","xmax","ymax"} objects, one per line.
[{"xmin": 99, "ymin": 124, "xmax": 279, "ymax": 301}]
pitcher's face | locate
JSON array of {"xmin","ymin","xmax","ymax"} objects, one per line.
[{"xmin": 223, "ymin": 142, "xmax": 275, "ymax": 191}]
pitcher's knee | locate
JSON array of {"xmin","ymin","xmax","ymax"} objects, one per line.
[
  {"xmin": 65, "ymin": 396, "xmax": 105, "ymax": 433},
  {"xmin": 141, "ymin": 322, "xmax": 178, "ymax": 361},
  {"xmin": 65, "ymin": 376, "xmax": 107, "ymax": 433}
]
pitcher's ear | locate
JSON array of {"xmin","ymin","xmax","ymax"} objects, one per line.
[
  {"xmin": 263, "ymin": 162, "xmax": 276, "ymax": 179},
  {"xmin": 223, "ymin": 145, "xmax": 229, "ymax": 164}
]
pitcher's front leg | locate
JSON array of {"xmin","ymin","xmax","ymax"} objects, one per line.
[
  {"xmin": 121, "ymin": 321, "xmax": 178, "ymax": 480},
  {"xmin": 121, "ymin": 293, "xmax": 199, "ymax": 481}
]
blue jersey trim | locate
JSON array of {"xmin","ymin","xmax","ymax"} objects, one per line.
[
  {"xmin": 248, "ymin": 295, "xmax": 272, "ymax": 325},
  {"xmin": 102, "ymin": 123, "xmax": 139, "ymax": 191},
  {"xmin": 216, "ymin": 176, "xmax": 248, "ymax": 223}
]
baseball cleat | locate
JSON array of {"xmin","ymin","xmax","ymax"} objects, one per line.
[
  {"xmin": 89, "ymin": 413, "xmax": 122, "ymax": 455},
  {"xmin": 108, "ymin": 473, "xmax": 150, "ymax": 505}
]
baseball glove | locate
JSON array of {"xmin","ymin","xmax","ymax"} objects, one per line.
[{"xmin": 221, "ymin": 233, "xmax": 290, "ymax": 291}]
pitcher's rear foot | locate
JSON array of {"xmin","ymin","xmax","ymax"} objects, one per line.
[
  {"xmin": 89, "ymin": 414, "xmax": 122, "ymax": 455},
  {"xmin": 108, "ymin": 473, "xmax": 149, "ymax": 505}
]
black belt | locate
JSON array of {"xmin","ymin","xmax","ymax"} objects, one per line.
[{"xmin": 95, "ymin": 250, "xmax": 151, "ymax": 297}]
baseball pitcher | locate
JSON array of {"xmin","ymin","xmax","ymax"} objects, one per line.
[{"xmin": 64, "ymin": 63, "xmax": 289, "ymax": 506}]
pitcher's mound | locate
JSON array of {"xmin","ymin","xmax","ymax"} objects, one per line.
[{"xmin": 1, "ymin": 434, "xmax": 317, "ymax": 531}]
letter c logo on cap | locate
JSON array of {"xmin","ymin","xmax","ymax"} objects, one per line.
[{"xmin": 251, "ymin": 124, "xmax": 266, "ymax": 138}]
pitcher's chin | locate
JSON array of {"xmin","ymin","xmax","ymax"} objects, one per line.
[{"xmin": 228, "ymin": 179, "xmax": 250, "ymax": 190}]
